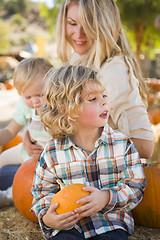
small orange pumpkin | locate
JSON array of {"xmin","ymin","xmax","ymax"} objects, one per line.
[
  {"xmin": 2, "ymin": 134, "xmax": 22, "ymax": 152},
  {"xmin": 132, "ymin": 164, "xmax": 160, "ymax": 228},
  {"xmin": 4, "ymin": 79, "xmax": 14, "ymax": 90},
  {"xmin": 148, "ymin": 108, "xmax": 160, "ymax": 125},
  {"xmin": 12, "ymin": 157, "xmax": 38, "ymax": 223},
  {"xmin": 51, "ymin": 183, "xmax": 90, "ymax": 215},
  {"xmin": 147, "ymin": 94, "xmax": 156, "ymax": 105},
  {"xmin": 147, "ymin": 79, "xmax": 160, "ymax": 90}
]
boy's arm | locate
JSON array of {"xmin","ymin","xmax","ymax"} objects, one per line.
[
  {"xmin": 31, "ymin": 151, "xmax": 60, "ymax": 238},
  {"xmin": 0, "ymin": 120, "xmax": 23, "ymax": 145},
  {"xmin": 101, "ymin": 142, "xmax": 146, "ymax": 214}
]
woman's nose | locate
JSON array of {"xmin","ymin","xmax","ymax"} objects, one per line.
[{"xmin": 75, "ymin": 26, "xmax": 85, "ymax": 38}]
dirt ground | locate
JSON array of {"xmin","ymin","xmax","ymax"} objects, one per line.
[{"xmin": 0, "ymin": 206, "xmax": 160, "ymax": 240}]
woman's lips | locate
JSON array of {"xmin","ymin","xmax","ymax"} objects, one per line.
[{"xmin": 73, "ymin": 40, "xmax": 87, "ymax": 46}]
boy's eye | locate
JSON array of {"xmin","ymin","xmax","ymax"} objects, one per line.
[
  {"xmin": 103, "ymin": 95, "xmax": 107, "ymax": 98},
  {"xmin": 88, "ymin": 97, "xmax": 96, "ymax": 102}
]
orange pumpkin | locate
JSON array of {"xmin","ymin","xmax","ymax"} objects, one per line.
[
  {"xmin": 4, "ymin": 79, "xmax": 14, "ymax": 90},
  {"xmin": 12, "ymin": 157, "xmax": 38, "ymax": 223},
  {"xmin": 148, "ymin": 108, "xmax": 160, "ymax": 125},
  {"xmin": 147, "ymin": 94, "xmax": 156, "ymax": 105},
  {"xmin": 132, "ymin": 164, "xmax": 160, "ymax": 228},
  {"xmin": 2, "ymin": 134, "xmax": 22, "ymax": 152},
  {"xmin": 147, "ymin": 79, "xmax": 160, "ymax": 90},
  {"xmin": 51, "ymin": 183, "xmax": 90, "ymax": 215}
]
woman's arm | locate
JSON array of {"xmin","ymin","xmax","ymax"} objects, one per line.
[
  {"xmin": 131, "ymin": 138, "xmax": 154, "ymax": 159},
  {"xmin": 0, "ymin": 120, "xmax": 23, "ymax": 145},
  {"xmin": 99, "ymin": 56, "xmax": 154, "ymax": 159}
]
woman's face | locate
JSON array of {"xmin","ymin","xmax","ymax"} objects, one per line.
[{"xmin": 65, "ymin": 3, "xmax": 94, "ymax": 55}]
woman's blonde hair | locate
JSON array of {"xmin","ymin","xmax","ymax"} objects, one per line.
[
  {"xmin": 56, "ymin": 0, "xmax": 148, "ymax": 102},
  {"xmin": 13, "ymin": 57, "xmax": 53, "ymax": 95},
  {"xmin": 41, "ymin": 65, "xmax": 102, "ymax": 139}
]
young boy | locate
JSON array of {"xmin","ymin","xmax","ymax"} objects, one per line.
[
  {"xmin": 0, "ymin": 57, "xmax": 53, "ymax": 207},
  {"xmin": 31, "ymin": 65, "xmax": 146, "ymax": 240}
]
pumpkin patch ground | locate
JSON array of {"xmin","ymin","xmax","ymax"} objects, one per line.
[{"xmin": 0, "ymin": 206, "xmax": 160, "ymax": 240}]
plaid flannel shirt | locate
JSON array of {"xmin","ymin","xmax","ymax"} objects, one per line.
[{"xmin": 31, "ymin": 124, "xmax": 146, "ymax": 239}]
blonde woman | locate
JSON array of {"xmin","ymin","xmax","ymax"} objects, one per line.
[
  {"xmin": 31, "ymin": 65, "xmax": 146, "ymax": 240},
  {"xmin": 24, "ymin": 0, "xmax": 154, "ymax": 160},
  {"xmin": 56, "ymin": 0, "xmax": 154, "ymax": 160},
  {"xmin": 0, "ymin": 58, "xmax": 53, "ymax": 207}
]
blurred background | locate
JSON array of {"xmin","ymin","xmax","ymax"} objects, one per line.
[{"xmin": 0, "ymin": 0, "xmax": 160, "ymax": 163}]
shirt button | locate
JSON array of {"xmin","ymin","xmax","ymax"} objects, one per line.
[
  {"xmin": 112, "ymin": 163, "xmax": 117, "ymax": 169},
  {"xmin": 90, "ymin": 160, "xmax": 95, "ymax": 164}
]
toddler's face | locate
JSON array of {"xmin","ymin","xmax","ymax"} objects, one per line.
[{"xmin": 21, "ymin": 77, "xmax": 46, "ymax": 113}]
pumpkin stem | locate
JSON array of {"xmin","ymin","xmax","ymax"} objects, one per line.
[{"xmin": 57, "ymin": 178, "xmax": 66, "ymax": 190}]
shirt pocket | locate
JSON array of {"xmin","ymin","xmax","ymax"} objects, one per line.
[
  {"xmin": 54, "ymin": 161, "xmax": 85, "ymax": 185},
  {"xmin": 98, "ymin": 157, "xmax": 126, "ymax": 188}
]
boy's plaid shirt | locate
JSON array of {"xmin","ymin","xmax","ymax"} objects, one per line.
[{"xmin": 31, "ymin": 124, "xmax": 146, "ymax": 239}]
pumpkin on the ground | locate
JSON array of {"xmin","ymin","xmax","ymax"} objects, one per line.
[
  {"xmin": 148, "ymin": 108, "xmax": 160, "ymax": 125},
  {"xmin": 51, "ymin": 183, "xmax": 90, "ymax": 215},
  {"xmin": 12, "ymin": 157, "xmax": 38, "ymax": 223},
  {"xmin": 132, "ymin": 164, "xmax": 160, "ymax": 228},
  {"xmin": 4, "ymin": 79, "xmax": 14, "ymax": 90},
  {"xmin": 2, "ymin": 134, "xmax": 22, "ymax": 152}
]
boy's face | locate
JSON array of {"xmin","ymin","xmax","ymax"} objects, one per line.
[
  {"xmin": 75, "ymin": 80, "xmax": 110, "ymax": 129},
  {"xmin": 21, "ymin": 77, "xmax": 46, "ymax": 112}
]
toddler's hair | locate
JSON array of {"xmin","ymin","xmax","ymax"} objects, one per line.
[
  {"xmin": 13, "ymin": 57, "xmax": 53, "ymax": 95},
  {"xmin": 41, "ymin": 65, "xmax": 103, "ymax": 139}
]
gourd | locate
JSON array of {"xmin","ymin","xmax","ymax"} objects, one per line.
[
  {"xmin": 4, "ymin": 79, "xmax": 14, "ymax": 90},
  {"xmin": 2, "ymin": 134, "xmax": 22, "ymax": 152},
  {"xmin": 132, "ymin": 164, "xmax": 160, "ymax": 228},
  {"xmin": 51, "ymin": 183, "xmax": 90, "ymax": 215},
  {"xmin": 148, "ymin": 108, "xmax": 160, "ymax": 125},
  {"xmin": 12, "ymin": 157, "xmax": 38, "ymax": 223}
]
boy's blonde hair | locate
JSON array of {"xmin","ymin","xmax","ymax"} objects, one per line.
[
  {"xmin": 56, "ymin": 0, "xmax": 148, "ymax": 103},
  {"xmin": 13, "ymin": 57, "xmax": 53, "ymax": 95},
  {"xmin": 41, "ymin": 65, "xmax": 103, "ymax": 139}
]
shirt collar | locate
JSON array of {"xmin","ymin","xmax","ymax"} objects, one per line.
[
  {"xmin": 55, "ymin": 124, "xmax": 115, "ymax": 150},
  {"xmin": 96, "ymin": 124, "xmax": 115, "ymax": 147}
]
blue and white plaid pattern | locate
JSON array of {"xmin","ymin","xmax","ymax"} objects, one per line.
[{"xmin": 31, "ymin": 124, "xmax": 146, "ymax": 239}]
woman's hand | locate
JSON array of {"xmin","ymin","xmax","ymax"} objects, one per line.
[
  {"xmin": 43, "ymin": 203, "xmax": 80, "ymax": 230},
  {"xmin": 23, "ymin": 130, "xmax": 42, "ymax": 157},
  {"xmin": 74, "ymin": 186, "xmax": 110, "ymax": 219}
]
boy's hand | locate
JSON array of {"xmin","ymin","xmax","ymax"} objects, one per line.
[
  {"xmin": 43, "ymin": 203, "xmax": 80, "ymax": 230},
  {"xmin": 74, "ymin": 186, "xmax": 110, "ymax": 218},
  {"xmin": 23, "ymin": 130, "xmax": 42, "ymax": 157}
]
